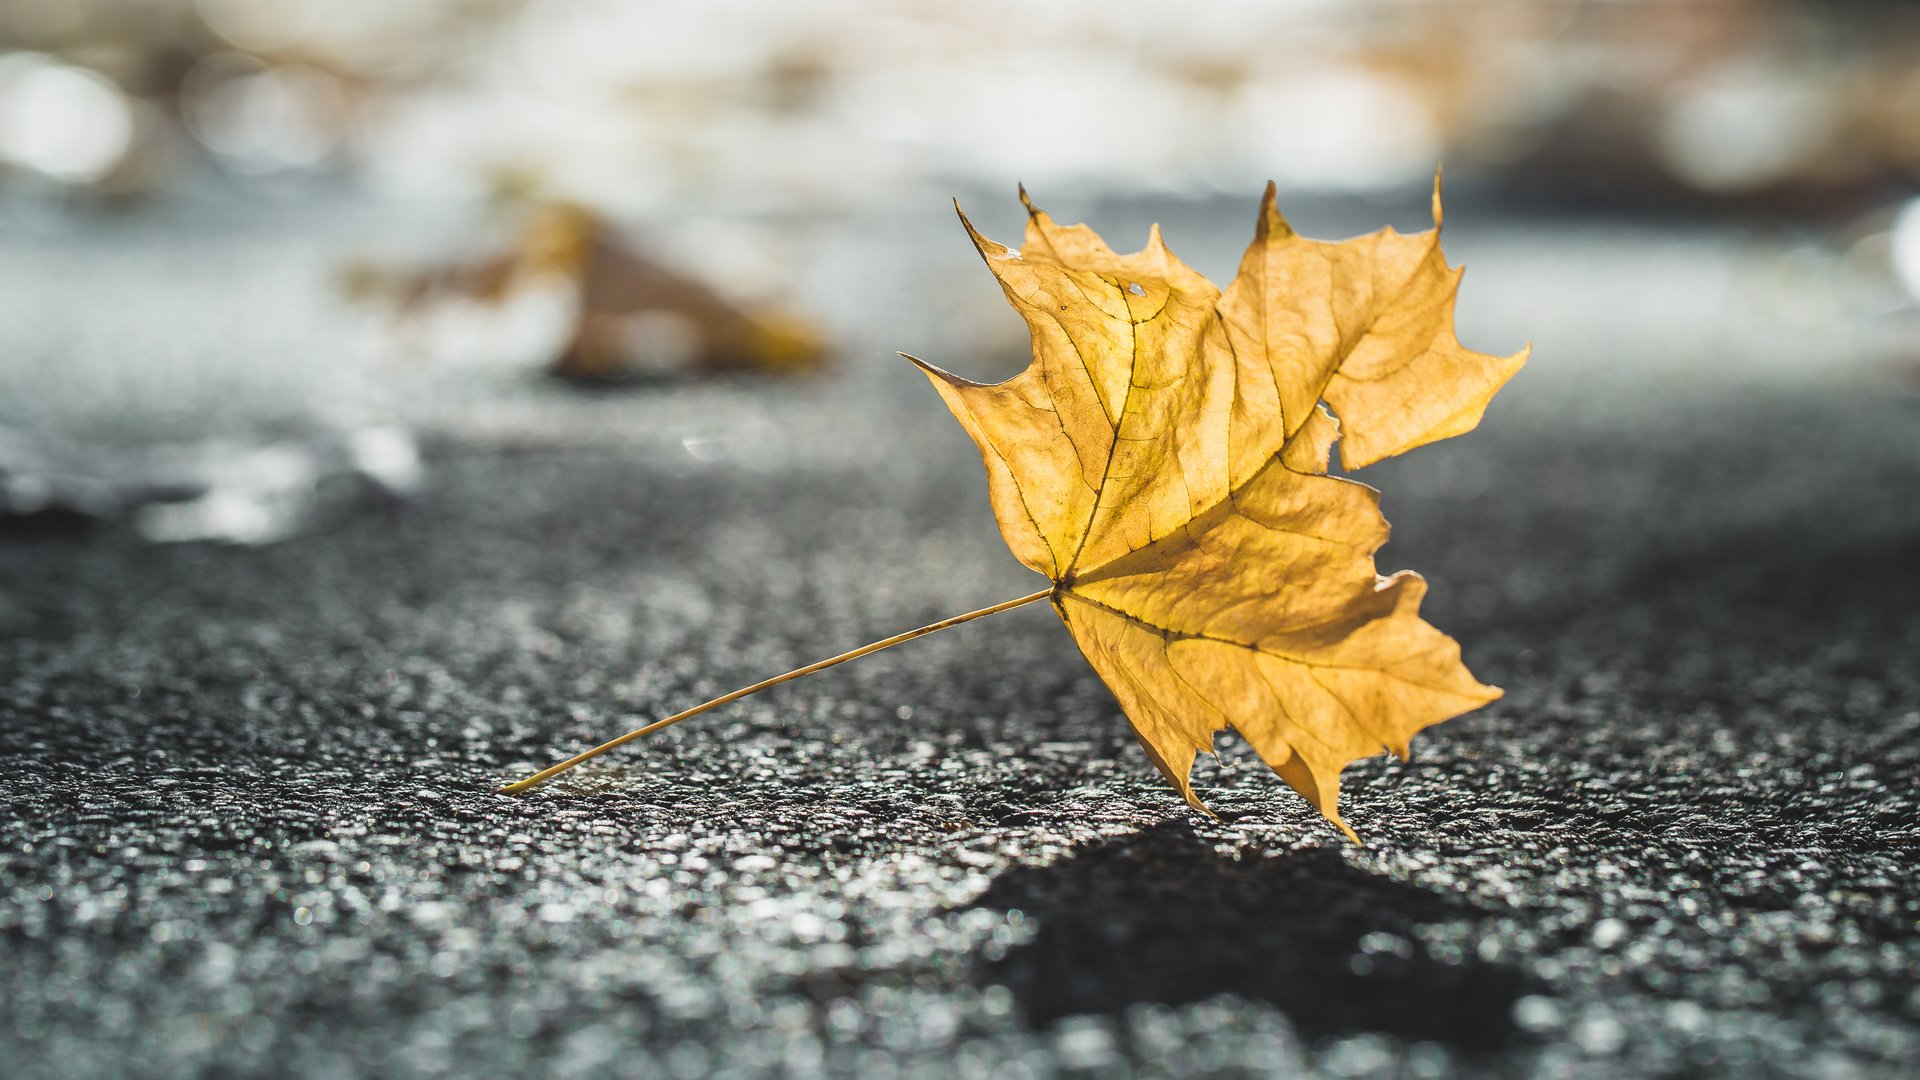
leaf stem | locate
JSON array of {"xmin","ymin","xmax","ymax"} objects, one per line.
[{"xmin": 496, "ymin": 587, "xmax": 1054, "ymax": 795}]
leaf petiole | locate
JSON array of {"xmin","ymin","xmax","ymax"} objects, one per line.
[{"xmin": 496, "ymin": 587, "xmax": 1053, "ymax": 795}]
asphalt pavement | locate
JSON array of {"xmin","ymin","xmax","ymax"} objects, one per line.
[{"xmin": 3, "ymin": 185, "xmax": 1918, "ymax": 1079}]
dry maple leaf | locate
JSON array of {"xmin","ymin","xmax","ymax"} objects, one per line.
[
  {"xmin": 908, "ymin": 180, "xmax": 1525, "ymax": 839},
  {"xmin": 348, "ymin": 202, "xmax": 827, "ymax": 379},
  {"xmin": 501, "ymin": 181, "xmax": 1524, "ymax": 842}
]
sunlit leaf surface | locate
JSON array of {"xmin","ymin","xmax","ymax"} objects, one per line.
[{"xmin": 916, "ymin": 182, "xmax": 1527, "ymax": 839}]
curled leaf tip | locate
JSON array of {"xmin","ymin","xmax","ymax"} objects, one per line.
[
  {"xmin": 952, "ymin": 204, "xmax": 1008, "ymax": 264},
  {"xmin": 1255, "ymin": 180, "xmax": 1293, "ymax": 242}
]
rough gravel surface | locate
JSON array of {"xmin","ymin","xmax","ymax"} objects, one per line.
[{"xmin": 3, "ymin": 187, "xmax": 1919, "ymax": 1079}]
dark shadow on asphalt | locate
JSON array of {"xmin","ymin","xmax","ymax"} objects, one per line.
[{"xmin": 967, "ymin": 822, "xmax": 1534, "ymax": 1050}]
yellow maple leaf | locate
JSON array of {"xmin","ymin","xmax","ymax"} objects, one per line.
[
  {"xmin": 909, "ymin": 181, "xmax": 1526, "ymax": 840},
  {"xmin": 500, "ymin": 181, "xmax": 1525, "ymax": 843}
]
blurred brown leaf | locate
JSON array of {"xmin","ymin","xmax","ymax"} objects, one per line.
[{"xmin": 349, "ymin": 202, "xmax": 827, "ymax": 380}]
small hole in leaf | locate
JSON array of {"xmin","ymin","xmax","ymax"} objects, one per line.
[{"xmin": 1127, "ymin": 282, "xmax": 1145, "ymax": 296}]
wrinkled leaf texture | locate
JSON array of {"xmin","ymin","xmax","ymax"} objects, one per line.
[{"xmin": 915, "ymin": 180, "xmax": 1526, "ymax": 840}]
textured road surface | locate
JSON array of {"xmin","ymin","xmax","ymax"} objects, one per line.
[{"xmin": 3, "ymin": 186, "xmax": 1919, "ymax": 1078}]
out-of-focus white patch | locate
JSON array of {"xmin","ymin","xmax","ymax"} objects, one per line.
[
  {"xmin": 356, "ymin": 87, "xmax": 674, "ymax": 214},
  {"xmin": 836, "ymin": 54, "xmax": 1210, "ymax": 192},
  {"xmin": 134, "ymin": 441, "xmax": 319, "ymax": 546},
  {"xmin": 182, "ymin": 56, "xmax": 344, "ymax": 172},
  {"xmin": 195, "ymin": 0, "xmax": 325, "ymax": 52},
  {"xmin": 129, "ymin": 428, "xmax": 424, "ymax": 546},
  {"xmin": 1233, "ymin": 65, "xmax": 1441, "ymax": 194},
  {"xmin": 0, "ymin": 54, "xmax": 134, "ymax": 183},
  {"xmin": 349, "ymin": 426, "xmax": 425, "ymax": 497},
  {"xmin": 680, "ymin": 436, "xmax": 729, "ymax": 462},
  {"xmin": 1890, "ymin": 197, "xmax": 1920, "ymax": 306},
  {"xmin": 405, "ymin": 273, "xmax": 578, "ymax": 373},
  {"xmin": 1656, "ymin": 65, "xmax": 1831, "ymax": 193}
]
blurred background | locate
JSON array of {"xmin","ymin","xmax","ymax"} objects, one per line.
[
  {"xmin": 4, "ymin": 0, "xmax": 1920, "ymax": 529},
  {"xmin": 10, "ymin": 0, "xmax": 1920, "ymax": 209},
  {"xmin": 6, "ymin": 3, "xmax": 1920, "ymax": 1078},
  {"xmin": 3, "ymin": 0, "xmax": 1919, "ymax": 534}
]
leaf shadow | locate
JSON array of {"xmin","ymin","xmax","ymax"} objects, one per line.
[{"xmin": 965, "ymin": 821, "xmax": 1534, "ymax": 1051}]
